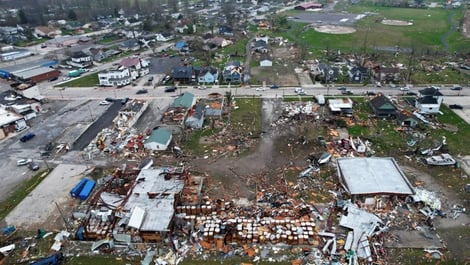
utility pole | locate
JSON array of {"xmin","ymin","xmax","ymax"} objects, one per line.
[{"xmin": 55, "ymin": 202, "xmax": 73, "ymax": 231}]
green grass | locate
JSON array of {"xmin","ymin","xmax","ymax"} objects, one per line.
[
  {"xmin": 183, "ymin": 98, "xmax": 262, "ymax": 155},
  {"xmin": 56, "ymin": 73, "xmax": 99, "ymax": 87},
  {"xmin": 97, "ymin": 36, "xmax": 122, "ymax": 44},
  {"xmin": 277, "ymin": 4, "xmax": 470, "ymax": 55},
  {"xmin": 432, "ymin": 105, "xmax": 470, "ymax": 155},
  {"xmin": 0, "ymin": 169, "xmax": 52, "ymax": 221},
  {"xmin": 183, "ymin": 127, "xmax": 222, "ymax": 155},
  {"xmin": 230, "ymin": 97, "xmax": 262, "ymax": 135}
]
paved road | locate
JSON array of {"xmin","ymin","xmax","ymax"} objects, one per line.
[{"xmin": 38, "ymin": 83, "xmax": 468, "ymax": 99}]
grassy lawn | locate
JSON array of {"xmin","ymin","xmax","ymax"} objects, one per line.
[
  {"xmin": 277, "ymin": 4, "xmax": 470, "ymax": 55},
  {"xmin": 56, "ymin": 73, "xmax": 99, "ymax": 87},
  {"xmin": 0, "ymin": 169, "xmax": 52, "ymax": 221},
  {"xmin": 230, "ymin": 97, "xmax": 262, "ymax": 135}
]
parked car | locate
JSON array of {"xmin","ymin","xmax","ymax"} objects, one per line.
[
  {"xmin": 28, "ymin": 161, "xmax": 40, "ymax": 171},
  {"xmin": 295, "ymin": 87, "xmax": 306, "ymax": 95},
  {"xmin": 20, "ymin": 132, "xmax": 35, "ymax": 142},
  {"xmin": 17, "ymin": 158, "xmax": 32, "ymax": 166},
  {"xmin": 365, "ymin": 91, "xmax": 376, "ymax": 96},
  {"xmin": 161, "ymin": 75, "xmax": 171, "ymax": 85},
  {"xmin": 147, "ymin": 76, "xmax": 154, "ymax": 82},
  {"xmin": 400, "ymin": 87, "xmax": 410, "ymax": 91},
  {"xmin": 48, "ymin": 76, "xmax": 58, "ymax": 82},
  {"xmin": 449, "ymin": 104, "xmax": 463, "ymax": 110},
  {"xmin": 406, "ymin": 91, "xmax": 418, "ymax": 96},
  {"xmin": 451, "ymin": 85, "xmax": 463, "ymax": 90},
  {"xmin": 165, "ymin": 86, "xmax": 177, "ymax": 92},
  {"xmin": 270, "ymin": 84, "xmax": 279, "ymax": 89},
  {"xmin": 255, "ymin": 87, "xmax": 267, "ymax": 91},
  {"xmin": 338, "ymin": 86, "xmax": 348, "ymax": 91},
  {"xmin": 136, "ymin": 89, "xmax": 148, "ymax": 94},
  {"xmin": 105, "ymin": 97, "xmax": 114, "ymax": 102},
  {"xmin": 342, "ymin": 90, "xmax": 353, "ymax": 95},
  {"xmin": 99, "ymin": 101, "xmax": 110, "ymax": 105},
  {"xmin": 121, "ymin": 97, "xmax": 129, "ymax": 104}
]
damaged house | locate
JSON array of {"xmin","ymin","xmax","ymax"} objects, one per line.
[
  {"xmin": 200, "ymin": 93, "xmax": 225, "ymax": 119},
  {"xmin": 185, "ymin": 103, "xmax": 205, "ymax": 129},
  {"xmin": 79, "ymin": 166, "xmax": 187, "ymax": 243},
  {"xmin": 223, "ymin": 61, "xmax": 243, "ymax": 83},
  {"xmin": 328, "ymin": 98, "xmax": 353, "ymax": 116}
]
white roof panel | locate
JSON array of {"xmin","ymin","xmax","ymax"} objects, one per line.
[{"xmin": 128, "ymin": 206, "xmax": 145, "ymax": 229}]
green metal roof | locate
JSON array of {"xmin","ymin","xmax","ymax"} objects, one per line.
[
  {"xmin": 172, "ymin": 92, "xmax": 194, "ymax": 108},
  {"xmin": 145, "ymin": 128, "xmax": 172, "ymax": 145}
]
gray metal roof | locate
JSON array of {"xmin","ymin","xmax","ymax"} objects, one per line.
[
  {"xmin": 337, "ymin": 157, "xmax": 414, "ymax": 195},
  {"xmin": 124, "ymin": 168, "xmax": 185, "ymax": 232},
  {"xmin": 1, "ymin": 59, "xmax": 56, "ymax": 73},
  {"xmin": 13, "ymin": 67, "xmax": 57, "ymax": 79}
]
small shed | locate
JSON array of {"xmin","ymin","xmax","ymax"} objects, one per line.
[
  {"xmin": 144, "ymin": 128, "xmax": 172, "ymax": 151},
  {"xmin": 397, "ymin": 113, "xmax": 419, "ymax": 128}
]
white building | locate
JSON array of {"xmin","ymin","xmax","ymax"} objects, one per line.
[
  {"xmin": 98, "ymin": 67, "xmax": 132, "ymax": 87},
  {"xmin": 0, "ymin": 108, "xmax": 26, "ymax": 139},
  {"xmin": 328, "ymin": 98, "xmax": 353, "ymax": 115},
  {"xmin": 0, "ymin": 49, "xmax": 32, "ymax": 62},
  {"xmin": 119, "ymin": 57, "xmax": 149, "ymax": 79}
]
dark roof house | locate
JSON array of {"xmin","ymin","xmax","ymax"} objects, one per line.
[
  {"xmin": 172, "ymin": 66, "xmax": 193, "ymax": 83},
  {"xmin": 348, "ymin": 66, "xmax": 368, "ymax": 83},
  {"xmin": 369, "ymin": 95, "xmax": 398, "ymax": 119}
]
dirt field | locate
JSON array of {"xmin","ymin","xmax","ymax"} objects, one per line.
[
  {"xmin": 381, "ymin": 19, "xmax": 413, "ymax": 26},
  {"xmin": 463, "ymin": 9, "xmax": 470, "ymax": 38},
  {"xmin": 314, "ymin": 25, "xmax": 356, "ymax": 34}
]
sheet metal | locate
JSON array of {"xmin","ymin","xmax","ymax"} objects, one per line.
[{"xmin": 337, "ymin": 157, "xmax": 414, "ymax": 195}]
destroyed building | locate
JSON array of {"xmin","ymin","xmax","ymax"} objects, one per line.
[
  {"xmin": 328, "ymin": 98, "xmax": 353, "ymax": 116},
  {"xmin": 113, "ymin": 100, "xmax": 148, "ymax": 130},
  {"xmin": 199, "ymin": 93, "xmax": 225, "ymax": 119},
  {"xmin": 77, "ymin": 165, "xmax": 188, "ymax": 243}
]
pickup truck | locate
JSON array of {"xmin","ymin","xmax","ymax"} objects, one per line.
[{"xmin": 20, "ymin": 132, "xmax": 35, "ymax": 142}]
